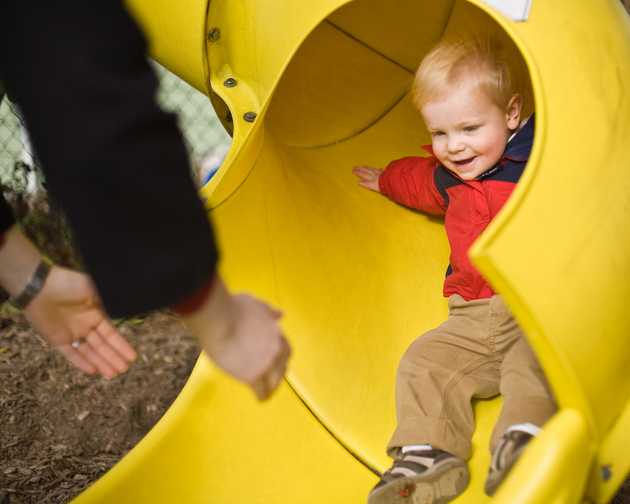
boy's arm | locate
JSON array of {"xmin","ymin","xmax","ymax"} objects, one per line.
[{"xmin": 378, "ymin": 156, "xmax": 447, "ymax": 215}]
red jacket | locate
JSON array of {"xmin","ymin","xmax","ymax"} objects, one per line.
[{"xmin": 378, "ymin": 116, "xmax": 534, "ymax": 301}]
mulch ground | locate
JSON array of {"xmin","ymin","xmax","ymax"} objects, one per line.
[
  {"xmin": 614, "ymin": 481, "xmax": 630, "ymax": 504},
  {"xmin": 0, "ymin": 308, "xmax": 198, "ymax": 504}
]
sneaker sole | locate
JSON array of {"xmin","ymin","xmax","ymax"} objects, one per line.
[
  {"xmin": 484, "ymin": 444, "xmax": 526, "ymax": 496},
  {"xmin": 368, "ymin": 459, "xmax": 470, "ymax": 504}
]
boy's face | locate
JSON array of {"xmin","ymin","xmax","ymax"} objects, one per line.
[{"xmin": 421, "ymin": 82, "xmax": 522, "ymax": 180}]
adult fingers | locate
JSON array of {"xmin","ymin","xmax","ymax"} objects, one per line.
[
  {"xmin": 267, "ymin": 305, "xmax": 283, "ymax": 320},
  {"xmin": 251, "ymin": 377, "xmax": 271, "ymax": 401},
  {"xmin": 73, "ymin": 337, "xmax": 118, "ymax": 379},
  {"xmin": 86, "ymin": 330, "xmax": 130, "ymax": 374},
  {"xmin": 57, "ymin": 344, "xmax": 97, "ymax": 375},
  {"xmin": 96, "ymin": 319, "xmax": 137, "ymax": 362},
  {"xmin": 264, "ymin": 336, "xmax": 291, "ymax": 396},
  {"xmin": 254, "ymin": 334, "xmax": 291, "ymax": 401}
]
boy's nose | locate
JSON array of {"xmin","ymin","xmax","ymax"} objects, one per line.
[{"xmin": 447, "ymin": 137, "xmax": 465, "ymax": 153}]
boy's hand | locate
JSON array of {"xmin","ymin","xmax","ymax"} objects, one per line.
[
  {"xmin": 181, "ymin": 277, "xmax": 291, "ymax": 401},
  {"xmin": 353, "ymin": 166, "xmax": 382, "ymax": 192}
]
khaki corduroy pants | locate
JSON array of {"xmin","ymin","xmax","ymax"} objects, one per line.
[{"xmin": 387, "ymin": 294, "xmax": 556, "ymax": 460}]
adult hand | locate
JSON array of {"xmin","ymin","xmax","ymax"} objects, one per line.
[
  {"xmin": 181, "ymin": 277, "xmax": 291, "ymax": 400},
  {"xmin": 352, "ymin": 165, "xmax": 383, "ymax": 192},
  {"xmin": 23, "ymin": 266, "xmax": 137, "ymax": 379},
  {"xmin": 0, "ymin": 225, "xmax": 136, "ymax": 379}
]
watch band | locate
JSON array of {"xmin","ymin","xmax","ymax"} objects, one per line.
[{"xmin": 8, "ymin": 258, "xmax": 52, "ymax": 310}]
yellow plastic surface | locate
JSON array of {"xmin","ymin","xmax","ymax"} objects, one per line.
[
  {"xmin": 73, "ymin": 356, "xmax": 377, "ymax": 503},
  {"xmin": 76, "ymin": 1, "xmax": 630, "ymax": 503}
]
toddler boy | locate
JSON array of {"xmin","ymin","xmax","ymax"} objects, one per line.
[{"xmin": 353, "ymin": 37, "xmax": 556, "ymax": 503}]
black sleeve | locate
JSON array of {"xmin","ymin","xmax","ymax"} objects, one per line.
[
  {"xmin": 0, "ymin": 1, "xmax": 219, "ymax": 317},
  {"xmin": 0, "ymin": 199, "xmax": 14, "ymax": 235}
]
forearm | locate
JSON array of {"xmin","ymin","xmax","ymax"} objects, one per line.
[
  {"xmin": 0, "ymin": 190, "xmax": 16, "ymax": 236},
  {"xmin": 0, "ymin": 224, "xmax": 43, "ymax": 297},
  {"xmin": 177, "ymin": 276, "xmax": 237, "ymax": 352}
]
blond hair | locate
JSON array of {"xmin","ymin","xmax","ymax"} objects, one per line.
[{"xmin": 413, "ymin": 36, "xmax": 519, "ymax": 111}]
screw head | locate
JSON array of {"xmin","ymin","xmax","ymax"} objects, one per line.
[
  {"xmin": 601, "ymin": 465, "xmax": 613, "ymax": 481},
  {"xmin": 207, "ymin": 27, "xmax": 221, "ymax": 42},
  {"xmin": 243, "ymin": 112, "xmax": 257, "ymax": 123},
  {"xmin": 223, "ymin": 78, "xmax": 237, "ymax": 88}
]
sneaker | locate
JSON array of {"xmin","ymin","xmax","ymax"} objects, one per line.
[
  {"xmin": 368, "ymin": 449, "xmax": 469, "ymax": 504},
  {"xmin": 484, "ymin": 430, "xmax": 534, "ymax": 496}
]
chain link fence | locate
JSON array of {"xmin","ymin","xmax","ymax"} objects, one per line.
[
  {"xmin": 152, "ymin": 62, "xmax": 231, "ymax": 182},
  {"xmin": 0, "ymin": 97, "xmax": 30, "ymax": 193},
  {"xmin": 0, "ymin": 61, "xmax": 231, "ymax": 197}
]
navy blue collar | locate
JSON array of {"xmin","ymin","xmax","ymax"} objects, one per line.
[{"xmin": 476, "ymin": 114, "xmax": 535, "ymax": 180}]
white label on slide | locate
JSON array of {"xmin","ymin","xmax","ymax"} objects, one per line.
[{"xmin": 478, "ymin": 0, "xmax": 532, "ymax": 21}]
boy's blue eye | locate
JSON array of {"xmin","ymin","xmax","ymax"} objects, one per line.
[
  {"xmin": 432, "ymin": 131, "xmax": 445, "ymax": 137},
  {"xmin": 463, "ymin": 125, "xmax": 479, "ymax": 132}
]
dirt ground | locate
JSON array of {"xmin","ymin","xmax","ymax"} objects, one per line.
[{"xmin": 0, "ymin": 308, "xmax": 198, "ymax": 504}]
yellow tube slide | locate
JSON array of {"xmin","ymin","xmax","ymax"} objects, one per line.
[{"xmin": 75, "ymin": 1, "xmax": 630, "ymax": 502}]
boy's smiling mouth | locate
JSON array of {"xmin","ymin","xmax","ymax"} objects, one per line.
[{"xmin": 452, "ymin": 156, "xmax": 477, "ymax": 166}]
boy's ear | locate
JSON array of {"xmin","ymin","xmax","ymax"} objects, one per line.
[{"xmin": 506, "ymin": 94, "xmax": 523, "ymax": 129}]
